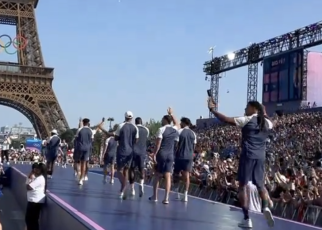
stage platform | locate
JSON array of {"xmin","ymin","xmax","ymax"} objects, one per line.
[{"xmin": 9, "ymin": 164, "xmax": 321, "ymax": 230}]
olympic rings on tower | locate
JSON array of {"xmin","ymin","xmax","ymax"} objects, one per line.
[{"xmin": 0, "ymin": 34, "xmax": 27, "ymax": 55}]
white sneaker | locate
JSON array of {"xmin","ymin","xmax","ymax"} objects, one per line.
[
  {"xmin": 84, "ymin": 176, "xmax": 88, "ymax": 181},
  {"xmin": 47, "ymin": 175, "xmax": 52, "ymax": 179},
  {"xmin": 130, "ymin": 188, "xmax": 135, "ymax": 196},
  {"xmin": 174, "ymin": 188, "xmax": 181, "ymax": 200},
  {"xmin": 148, "ymin": 196, "xmax": 158, "ymax": 202},
  {"xmin": 238, "ymin": 218, "xmax": 253, "ymax": 228},
  {"xmin": 110, "ymin": 179, "xmax": 114, "ymax": 184},
  {"xmin": 263, "ymin": 207, "xmax": 275, "ymax": 227},
  {"xmin": 7, "ymin": 162, "xmax": 9, "ymax": 165},
  {"xmin": 139, "ymin": 184, "xmax": 144, "ymax": 197},
  {"xmin": 119, "ymin": 192, "xmax": 125, "ymax": 199},
  {"xmin": 78, "ymin": 179, "xmax": 83, "ymax": 185}
]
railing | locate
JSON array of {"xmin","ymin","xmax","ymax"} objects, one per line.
[
  {"xmin": 143, "ymin": 176, "xmax": 322, "ymax": 227},
  {"xmin": 0, "ymin": 62, "xmax": 53, "ymax": 77}
]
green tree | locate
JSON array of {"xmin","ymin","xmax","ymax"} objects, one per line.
[
  {"xmin": 112, "ymin": 124, "xmax": 119, "ymax": 131},
  {"xmin": 145, "ymin": 119, "xmax": 162, "ymax": 137},
  {"xmin": 60, "ymin": 129, "xmax": 77, "ymax": 148},
  {"xmin": 93, "ymin": 131, "xmax": 103, "ymax": 156},
  {"xmin": 11, "ymin": 139, "xmax": 24, "ymax": 149}
]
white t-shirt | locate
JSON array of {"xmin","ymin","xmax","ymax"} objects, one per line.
[
  {"xmin": 246, "ymin": 181, "xmax": 261, "ymax": 212},
  {"xmin": 27, "ymin": 175, "xmax": 46, "ymax": 203}
]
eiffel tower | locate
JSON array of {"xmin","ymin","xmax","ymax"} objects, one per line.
[{"xmin": 0, "ymin": 0, "xmax": 69, "ymax": 138}]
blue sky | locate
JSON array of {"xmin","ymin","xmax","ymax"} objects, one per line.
[{"xmin": 1, "ymin": 0, "xmax": 322, "ymax": 129}]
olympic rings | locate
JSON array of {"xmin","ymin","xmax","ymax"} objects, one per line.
[
  {"xmin": 13, "ymin": 35, "xmax": 27, "ymax": 50},
  {"xmin": 0, "ymin": 34, "xmax": 11, "ymax": 48},
  {"xmin": 0, "ymin": 34, "xmax": 27, "ymax": 55}
]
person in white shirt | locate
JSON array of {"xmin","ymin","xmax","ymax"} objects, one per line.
[
  {"xmin": 243, "ymin": 181, "xmax": 274, "ymax": 212},
  {"xmin": 246, "ymin": 181, "xmax": 262, "ymax": 212},
  {"xmin": 1, "ymin": 135, "xmax": 11, "ymax": 165},
  {"xmin": 25, "ymin": 162, "xmax": 46, "ymax": 230}
]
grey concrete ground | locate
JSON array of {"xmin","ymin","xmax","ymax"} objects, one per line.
[{"xmin": 0, "ymin": 188, "xmax": 25, "ymax": 230}]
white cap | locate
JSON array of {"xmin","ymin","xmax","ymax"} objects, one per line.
[
  {"xmin": 125, "ymin": 111, "xmax": 133, "ymax": 119},
  {"xmin": 51, "ymin": 129, "xmax": 58, "ymax": 134}
]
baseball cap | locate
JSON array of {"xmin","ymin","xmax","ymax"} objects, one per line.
[
  {"xmin": 125, "ymin": 111, "xmax": 133, "ymax": 119},
  {"xmin": 51, "ymin": 129, "xmax": 58, "ymax": 134},
  {"xmin": 82, "ymin": 118, "xmax": 90, "ymax": 123}
]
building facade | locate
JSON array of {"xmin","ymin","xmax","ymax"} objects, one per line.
[{"xmin": 0, "ymin": 125, "xmax": 36, "ymax": 135}]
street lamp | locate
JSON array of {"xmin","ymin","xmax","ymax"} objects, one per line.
[{"xmin": 107, "ymin": 117, "xmax": 114, "ymax": 130}]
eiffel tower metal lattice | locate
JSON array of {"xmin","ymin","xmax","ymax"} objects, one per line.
[{"xmin": 0, "ymin": 0, "xmax": 69, "ymax": 139}]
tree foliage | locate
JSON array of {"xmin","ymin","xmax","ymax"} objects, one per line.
[
  {"xmin": 112, "ymin": 124, "xmax": 119, "ymax": 131},
  {"xmin": 11, "ymin": 139, "xmax": 23, "ymax": 149},
  {"xmin": 93, "ymin": 131, "xmax": 103, "ymax": 156},
  {"xmin": 60, "ymin": 129, "xmax": 77, "ymax": 147},
  {"xmin": 145, "ymin": 119, "xmax": 162, "ymax": 137}
]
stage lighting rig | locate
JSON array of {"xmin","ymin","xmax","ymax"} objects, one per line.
[
  {"xmin": 204, "ymin": 21, "xmax": 322, "ymax": 75},
  {"xmin": 203, "ymin": 21, "xmax": 322, "ymax": 116}
]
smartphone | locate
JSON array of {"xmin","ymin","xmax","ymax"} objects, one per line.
[
  {"xmin": 207, "ymin": 89, "xmax": 212, "ymax": 97},
  {"xmin": 102, "ymin": 117, "xmax": 105, "ymax": 122}
]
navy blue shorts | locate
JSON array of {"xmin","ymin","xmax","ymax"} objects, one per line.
[
  {"xmin": 131, "ymin": 154, "xmax": 145, "ymax": 171},
  {"xmin": 79, "ymin": 150, "xmax": 90, "ymax": 161},
  {"xmin": 237, "ymin": 156, "xmax": 265, "ymax": 189},
  {"xmin": 104, "ymin": 155, "xmax": 116, "ymax": 166},
  {"xmin": 46, "ymin": 153, "xmax": 57, "ymax": 163},
  {"xmin": 156, "ymin": 153, "xmax": 173, "ymax": 174},
  {"xmin": 173, "ymin": 159, "xmax": 193, "ymax": 173},
  {"xmin": 117, "ymin": 154, "xmax": 132, "ymax": 169},
  {"xmin": 73, "ymin": 150, "xmax": 80, "ymax": 162}
]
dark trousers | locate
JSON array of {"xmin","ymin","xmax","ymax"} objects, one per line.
[
  {"xmin": 1, "ymin": 150, "xmax": 9, "ymax": 163},
  {"xmin": 25, "ymin": 202, "xmax": 43, "ymax": 230},
  {"xmin": 62, "ymin": 151, "xmax": 67, "ymax": 164}
]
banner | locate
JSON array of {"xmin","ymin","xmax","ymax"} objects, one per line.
[{"xmin": 25, "ymin": 138, "xmax": 42, "ymax": 153}]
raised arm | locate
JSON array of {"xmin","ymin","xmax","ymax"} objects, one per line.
[
  {"xmin": 98, "ymin": 117, "xmax": 111, "ymax": 134},
  {"xmin": 78, "ymin": 117, "xmax": 83, "ymax": 128},
  {"xmin": 167, "ymin": 107, "xmax": 180, "ymax": 129},
  {"xmin": 207, "ymin": 97, "xmax": 255, "ymax": 128}
]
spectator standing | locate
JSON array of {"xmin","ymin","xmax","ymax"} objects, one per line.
[{"xmin": 25, "ymin": 163, "xmax": 47, "ymax": 230}]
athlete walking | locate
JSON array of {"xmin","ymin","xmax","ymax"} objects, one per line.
[
  {"xmin": 75, "ymin": 118, "xmax": 94, "ymax": 185},
  {"xmin": 114, "ymin": 111, "xmax": 139, "ymax": 199},
  {"xmin": 129, "ymin": 117, "xmax": 149, "ymax": 197},
  {"xmin": 173, "ymin": 117, "xmax": 197, "ymax": 202},
  {"xmin": 102, "ymin": 130, "xmax": 117, "ymax": 184},
  {"xmin": 207, "ymin": 98, "xmax": 274, "ymax": 228},
  {"xmin": 46, "ymin": 129, "xmax": 61, "ymax": 179},
  {"xmin": 149, "ymin": 107, "xmax": 179, "ymax": 204}
]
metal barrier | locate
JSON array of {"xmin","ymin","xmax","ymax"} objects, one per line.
[{"xmin": 144, "ymin": 177, "xmax": 322, "ymax": 227}]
